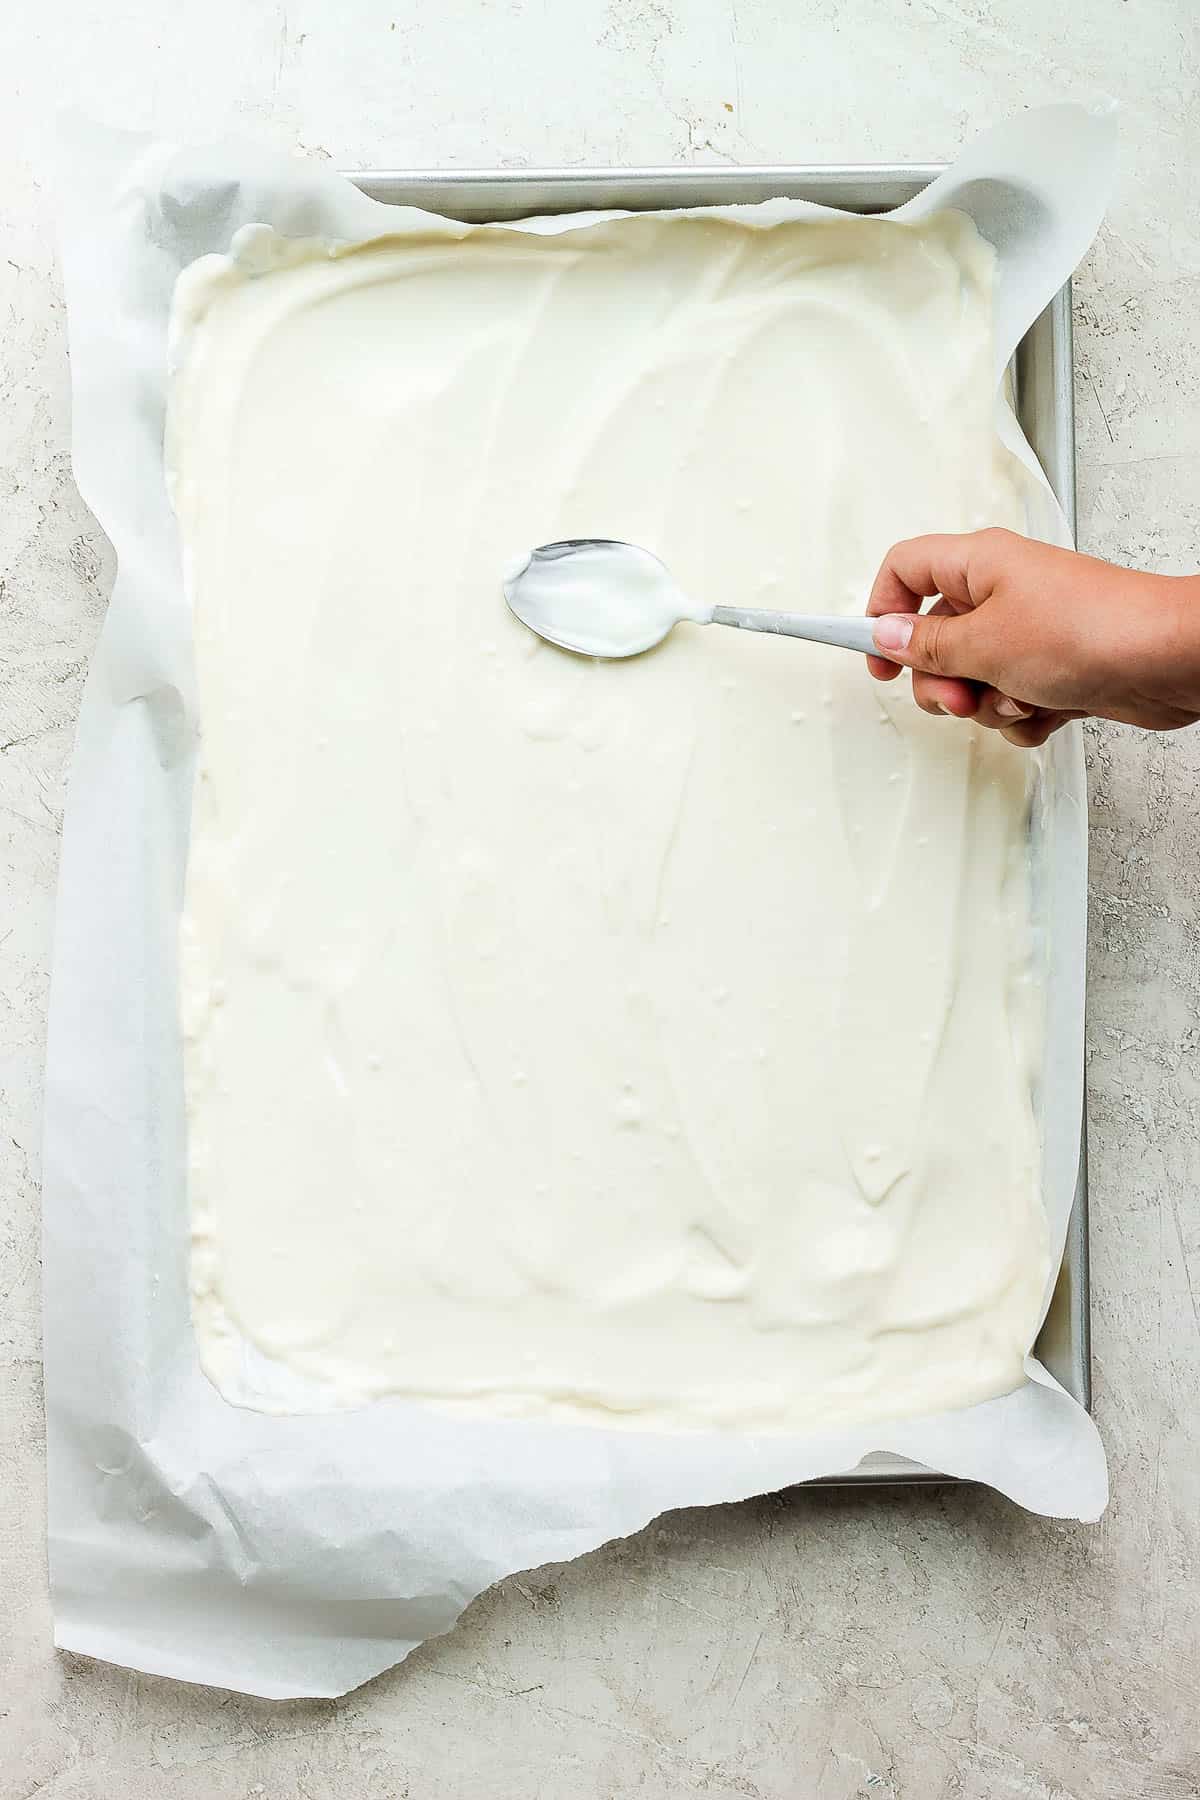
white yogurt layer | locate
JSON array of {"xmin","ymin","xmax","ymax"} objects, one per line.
[{"xmin": 168, "ymin": 206, "xmax": 1049, "ymax": 1429}]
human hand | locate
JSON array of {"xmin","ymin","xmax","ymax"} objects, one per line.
[{"xmin": 866, "ymin": 527, "xmax": 1200, "ymax": 747}]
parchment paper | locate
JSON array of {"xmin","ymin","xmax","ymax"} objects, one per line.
[{"xmin": 45, "ymin": 103, "xmax": 1115, "ymax": 1698}]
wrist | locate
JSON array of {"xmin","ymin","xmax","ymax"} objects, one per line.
[{"xmin": 1151, "ymin": 574, "xmax": 1200, "ymax": 714}]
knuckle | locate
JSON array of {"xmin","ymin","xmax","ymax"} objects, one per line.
[
  {"xmin": 976, "ymin": 525, "xmax": 1014, "ymax": 549},
  {"xmin": 892, "ymin": 532, "xmax": 932, "ymax": 564},
  {"xmin": 1002, "ymin": 718, "xmax": 1052, "ymax": 748},
  {"xmin": 970, "ymin": 526, "xmax": 1017, "ymax": 590}
]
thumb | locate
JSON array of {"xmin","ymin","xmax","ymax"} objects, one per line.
[{"xmin": 872, "ymin": 608, "xmax": 980, "ymax": 680}]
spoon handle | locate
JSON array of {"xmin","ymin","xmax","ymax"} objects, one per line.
[{"xmin": 711, "ymin": 606, "xmax": 878, "ymax": 656}]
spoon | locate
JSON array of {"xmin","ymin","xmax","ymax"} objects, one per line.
[{"xmin": 503, "ymin": 539, "xmax": 881, "ymax": 660}]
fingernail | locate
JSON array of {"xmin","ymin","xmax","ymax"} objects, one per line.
[
  {"xmin": 873, "ymin": 614, "xmax": 914, "ymax": 654},
  {"xmin": 995, "ymin": 697, "xmax": 1032, "ymax": 719}
]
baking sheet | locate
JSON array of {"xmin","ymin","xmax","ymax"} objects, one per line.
[
  {"xmin": 351, "ymin": 175, "xmax": 1092, "ymax": 1468},
  {"xmin": 46, "ymin": 103, "xmax": 1115, "ymax": 1699}
]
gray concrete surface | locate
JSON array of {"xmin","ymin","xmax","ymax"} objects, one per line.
[{"xmin": 2, "ymin": 2, "xmax": 1198, "ymax": 1795}]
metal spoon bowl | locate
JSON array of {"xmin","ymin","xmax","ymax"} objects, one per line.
[{"xmin": 503, "ymin": 538, "xmax": 880, "ymax": 660}]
